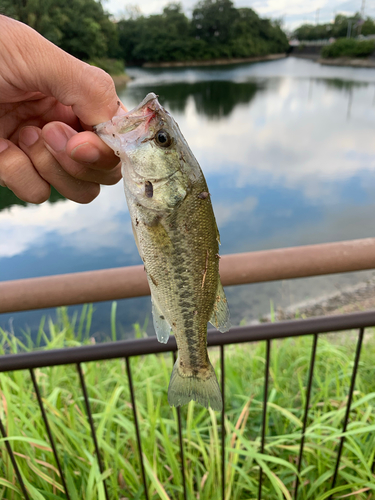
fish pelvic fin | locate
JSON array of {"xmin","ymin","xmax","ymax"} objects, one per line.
[
  {"xmin": 168, "ymin": 358, "xmax": 223, "ymax": 412},
  {"xmin": 151, "ymin": 295, "xmax": 171, "ymax": 344}
]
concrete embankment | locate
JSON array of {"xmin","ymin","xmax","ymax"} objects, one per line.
[
  {"xmin": 262, "ymin": 276, "xmax": 375, "ymax": 323},
  {"xmin": 289, "ymin": 45, "xmax": 375, "ymax": 68},
  {"xmin": 143, "ymin": 53, "xmax": 286, "ymax": 68},
  {"xmin": 318, "ymin": 57, "xmax": 375, "ymax": 68}
]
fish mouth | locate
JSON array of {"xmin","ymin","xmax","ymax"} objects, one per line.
[{"xmin": 93, "ymin": 93, "xmax": 163, "ymax": 140}]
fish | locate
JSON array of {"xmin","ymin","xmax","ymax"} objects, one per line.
[{"xmin": 94, "ymin": 93, "xmax": 230, "ymax": 411}]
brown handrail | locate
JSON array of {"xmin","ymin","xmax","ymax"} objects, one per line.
[{"xmin": 1, "ymin": 238, "xmax": 375, "ymax": 314}]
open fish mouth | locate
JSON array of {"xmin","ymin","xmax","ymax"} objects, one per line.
[
  {"xmin": 93, "ymin": 93, "xmax": 167, "ymax": 154},
  {"xmin": 94, "ymin": 93, "xmax": 161, "ymax": 136}
]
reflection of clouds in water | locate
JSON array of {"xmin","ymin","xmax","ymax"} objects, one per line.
[
  {"xmin": 0, "ymin": 183, "xmax": 131, "ymax": 258},
  {"xmin": 177, "ymin": 77, "xmax": 375, "ymax": 201},
  {"xmin": 125, "ymin": 58, "xmax": 375, "ymax": 90},
  {"xmin": 257, "ymin": 199, "xmax": 375, "ymax": 250},
  {"xmin": 214, "ymin": 196, "xmax": 258, "ymax": 227}
]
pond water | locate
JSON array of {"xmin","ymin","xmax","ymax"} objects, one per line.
[{"xmin": 2, "ymin": 57, "xmax": 375, "ymax": 339}]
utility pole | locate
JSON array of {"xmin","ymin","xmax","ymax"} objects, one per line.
[
  {"xmin": 316, "ymin": 8, "xmax": 320, "ymax": 25},
  {"xmin": 358, "ymin": 0, "xmax": 365, "ymax": 35}
]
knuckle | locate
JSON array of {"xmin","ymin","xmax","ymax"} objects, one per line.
[{"xmin": 88, "ymin": 66, "xmax": 115, "ymax": 95}]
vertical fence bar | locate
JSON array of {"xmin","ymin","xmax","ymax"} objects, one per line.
[
  {"xmin": 258, "ymin": 339, "xmax": 271, "ymax": 500},
  {"xmin": 294, "ymin": 334, "xmax": 318, "ymax": 500},
  {"xmin": 221, "ymin": 345, "xmax": 225, "ymax": 500},
  {"xmin": 172, "ymin": 351, "xmax": 187, "ymax": 500},
  {"xmin": 30, "ymin": 369, "xmax": 71, "ymax": 500},
  {"xmin": 330, "ymin": 328, "xmax": 364, "ymax": 494},
  {"xmin": 77, "ymin": 363, "xmax": 109, "ymax": 500},
  {"xmin": 125, "ymin": 356, "xmax": 149, "ymax": 500},
  {"xmin": 0, "ymin": 415, "xmax": 30, "ymax": 500}
]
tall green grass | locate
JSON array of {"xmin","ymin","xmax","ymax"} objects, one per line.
[{"xmin": 0, "ymin": 306, "xmax": 374, "ymax": 499}]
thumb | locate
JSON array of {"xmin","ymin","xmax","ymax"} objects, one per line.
[{"xmin": 0, "ymin": 15, "xmax": 124, "ymax": 125}]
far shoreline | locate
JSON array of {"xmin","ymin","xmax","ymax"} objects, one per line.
[
  {"xmin": 142, "ymin": 53, "xmax": 287, "ymax": 68},
  {"xmin": 318, "ymin": 57, "xmax": 375, "ymax": 69},
  {"xmin": 290, "ymin": 53, "xmax": 375, "ymax": 69}
]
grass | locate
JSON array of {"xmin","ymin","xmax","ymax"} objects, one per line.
[{"xmin": 0, "ymin": 305, "xmax": 375, "ymax": 499}]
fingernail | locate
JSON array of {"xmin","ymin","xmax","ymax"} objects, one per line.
[
  {"xmin": 19, "ymin": 127, "xmax": 39, "ymax": 147},
  {"xmin": 70, "ymin": 143, "xmax": 100, "ymax": 163},
  {"xmin": 44, "ymin": 127, "xmax": 68, "ymax": 152},
  {"xmin": 0, "ymin": 139, "xmax": 9, "ymax": 154}
]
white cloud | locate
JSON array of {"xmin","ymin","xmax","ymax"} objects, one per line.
[
  {"xmin": 214, "ymin": 196, "xmax": 258, "ymax": 226},
  {"xmin": 0, "ymin": 183, "xmax": 131, "ymax": 258}
]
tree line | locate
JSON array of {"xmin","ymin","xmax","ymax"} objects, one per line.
[
  {"xmin": 0, "ymin": 0, "xmax": 289, "ymax": 67},
  {"xmin": 118, "ymin": 1, "xmax": 289, "ymax": 64},
  {"xmin": 293, "ymin": 13, "xmax": 375, "ymax": 41}
]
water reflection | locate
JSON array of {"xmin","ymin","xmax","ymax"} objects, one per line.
[
  {"xmin": 128, "ymin": 80, "xmax": 259, "ymax": 119},
  {"xmin": 2, "ymin": 58, "xmax": 375, "ymax": 337}
]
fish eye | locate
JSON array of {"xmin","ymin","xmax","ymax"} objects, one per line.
[{"xmin": 155, "ymin": 129, "xmax": 172, "ymax": 148}]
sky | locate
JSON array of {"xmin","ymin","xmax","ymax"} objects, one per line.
[{"xmin": 104, "ymin": 0, "xmax": 375, "ymax": 32}]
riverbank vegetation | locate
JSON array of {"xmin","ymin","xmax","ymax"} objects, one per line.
[
  {"xmin": 0, "ymin": 0, "xmax": 288, "ymax": 68},
  {"xmin": 0, "ymin": 306, "xmax": 374, "ymax": 499},
  {"xmin": 321, "ymin": 38, "xmax": 375, "ymax": 59}
]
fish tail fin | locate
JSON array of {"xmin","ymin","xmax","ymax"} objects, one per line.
[{"xmin": 168, "ymin": 358, "xmax": 223, "ymax": 411}]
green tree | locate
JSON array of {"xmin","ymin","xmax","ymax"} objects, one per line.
[
  {"xmin": 293, "ymin": 13, "xmax": 372, "ymax": 41},
  {"xmin": 361, "ymin": 16, "xmax": 375, "ymax": 36},
  {"xmin": 191, "ymin": 0, "xmax": 239, "ymax": 44},
  {"xmin": 116, "ymin": 1, "xmax": 289, "ymax": 64},
  {"xmin": 118, "ymin": 3, "xmax": 192, "ymax": 64},
  {"xmin": 0, "ymin": 0, "xmax": 119, "ymax": 61}
]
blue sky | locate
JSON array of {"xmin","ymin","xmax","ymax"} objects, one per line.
[{"xmin": 104, "ymin": 0, "xmax": 374, "ymax": 31}]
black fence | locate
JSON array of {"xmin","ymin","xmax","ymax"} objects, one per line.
[{"xmin": 1, "ymin": 310, "xmax": 375, "ymax": 499}]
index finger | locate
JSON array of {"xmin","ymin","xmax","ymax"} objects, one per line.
[{"xmin": 1, "ymin": 16, "xmax": 127, "ymax": 125}]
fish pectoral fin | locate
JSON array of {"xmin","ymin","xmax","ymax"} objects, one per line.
[
  {"xmin": 151, "ymin": 296, "xmax": 171, "ymax": 344},
  {"xmin": 131, "ymin": 220, "xmax": 142, "ymax": 257},
  {"xmin": 209, "ymin": 280, "xmax": 231, "ymax": 333}
]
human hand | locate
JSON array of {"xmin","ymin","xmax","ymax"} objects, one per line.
[{"xmin": 0, "ymin": 15, "xmax": 126, "ymax": 204}]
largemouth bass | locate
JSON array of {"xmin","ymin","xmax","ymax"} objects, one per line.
[{"xmin": 94, "ymin": 93, "xmax": 230, "ymax": 411}]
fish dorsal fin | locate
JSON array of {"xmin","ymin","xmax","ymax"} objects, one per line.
[
  {"xmin": 209, "ymin": 280, "xmax": 231, "ymax": 332},
  {"xmin": 151, "ymin": 296, "xmax": 171, "ymax": 344}
]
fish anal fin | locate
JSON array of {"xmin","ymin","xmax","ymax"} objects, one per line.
[
  {"xmin": 209, "ymin": 280, "xmax": 231, "ymax": 333},
  {"xmin": 151, "ymin": 296, "xmax": 171, "ymax": 344}
]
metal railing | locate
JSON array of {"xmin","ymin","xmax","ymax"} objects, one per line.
[
  {"xmin": 1, "ymin": 310, "xmax": 374, "ymax": 499},
  {"xmin": 1, "ymin": 237, "xmax": 375, "ymax": 498},
  {"xmin": 1, "ymin": 237, "xmax": 375, "ymax": 313}
]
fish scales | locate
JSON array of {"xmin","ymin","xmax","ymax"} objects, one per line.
[
  {"xmin": 139, "ymin": 177, "xmax": 219, "ymax": 374},
  {"xmin": 94, "ymin": 93, "xmax": 230, "ymax": 411}
]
